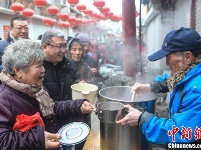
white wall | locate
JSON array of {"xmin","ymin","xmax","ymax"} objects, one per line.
[{"xmin": 174, "ymin": 0, "xmax": 191, "ymax": 29}]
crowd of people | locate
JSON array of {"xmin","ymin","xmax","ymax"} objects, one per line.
[
  {"xmin": 1, "ymin": 15, "xmax": 201, "ymax": 150},
  {"xmin": 0, "ymin": 16, "xmax": 124, "ymax": 150}
]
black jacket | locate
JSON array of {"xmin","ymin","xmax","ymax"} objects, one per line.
[{"xmin": 43, "ymin": 57, "xmax": 80, "ymax": 101}]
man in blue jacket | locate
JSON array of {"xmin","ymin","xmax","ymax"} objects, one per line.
[{"xmin": 116, "ymin": 27, "xmax": 201, "ymax": 144}]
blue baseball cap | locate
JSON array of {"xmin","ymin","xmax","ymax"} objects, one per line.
[{"xmin": 148, "ymin": 27, "xmax": 201, "ymax": 61}]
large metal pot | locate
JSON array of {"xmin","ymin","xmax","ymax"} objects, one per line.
[
  {"xmin": 98, "ymin": 86, "xmax": 158, "ymax": 150},
  {"xmin": 97, "ymin": 102, "xmax": 126, "ymax": 123}
]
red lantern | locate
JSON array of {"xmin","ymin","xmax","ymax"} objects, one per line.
[
  {"xmin": 46, "ymin": 5, "xmax": 59, "ymax": 15},
  {"xmin": 76, "ymin": 4, "xmax": 86, "ymax": 11},
  {"xmin": 83, "ymin": 9, "xmax": 93, "ymax": 15},
  {"xmin": 76, "ymin": 18, "xmax": 82, "ymax": 24},
  {"xmin": 57, "ymin": 13, "xmax": 69, "ymax": 21},
  {"xmin": 106, "ymin": 11, "xmax": 114, "ymax": 18},
  {"xmin": 68, "ymin": 16, "xmax": 76, "ymax": 23},
  {"xmin": 98, "ymin": 14, "xmax": 107, "ymax": 20},
  {"xmin": 93, "ymin": 0, "xmax": 105, "ymax": 9},
  {"xmin": 70, "ymin": 22, "xmax": 77, "ymax": 28},
  {"xmin": 58, "ymin": 21, "xmax": 70, "ymax": 28},
  {"xmin": 67, "ymin": 0, "xmax": 79, "ymax": 6},
  {"xmin": 90, "ymin": 12, "xmax": 99, "ymax": 18},
  {"xmin": 10, "ymin": 2, "xmax": 24, "ymax": 14},
  {"xmin": 111, "ymin": 15, "xmax": 122, "ymax": 22},
  {"xmin": 42, "ymin": 17, "xmax": 55, "ymax": 26},
  {"xmin": 33, "ymin": 0, "xmax": 47, "ymax": 8},
  {"xmin": 100, "ymin": 6, "xmax": 110, "ymax": 14},
  {"xmin": 22, "ymin": 8, "xmax": 34, "ymax": 18}
]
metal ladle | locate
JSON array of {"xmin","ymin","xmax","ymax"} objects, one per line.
[{"xmin": 131, "ymin": 91, "xmax": 136, "ymax": 101}]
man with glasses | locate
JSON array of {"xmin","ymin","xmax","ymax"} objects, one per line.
[
  {"xmin": 0, "ymin": 16, "xmax": 29, "ymax": 65},
  {"xmin": 41, "ymin": 30, "xmax": 79, "ymax": 101},
  {"xmin": 41, "ymin": 29, "xmax": 93, "ymax": 123}
]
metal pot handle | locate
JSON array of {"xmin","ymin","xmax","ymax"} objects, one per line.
[{"xmin": 71, "ymin": 144, "xmax": 75, "ymax": 150}]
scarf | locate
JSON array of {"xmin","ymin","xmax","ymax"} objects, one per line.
[
  {"xmin": 167, "ymin": 55, "xmax": 201, "ymax": 91},
  {"xmin": 0, "ymin": 70, "xmax": 55, "ymax": 117}
]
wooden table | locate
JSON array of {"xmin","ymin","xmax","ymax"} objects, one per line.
[{"xmin": 83, "ymin": 112, "xmax": 102, "ymax": 150}]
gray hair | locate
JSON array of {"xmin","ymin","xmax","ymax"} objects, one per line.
[
  {"xmin": 2, "ymin": 39, "xmax": 44, "ymax": 75},
  {"xmin": 41, "ymin": 30, "xmax": 65, "ymax": 44}
]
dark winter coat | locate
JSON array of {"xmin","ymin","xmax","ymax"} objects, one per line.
[
  {"xmin": 0, "ymin": 33, "xmax": 13, "ymax": 65},
  {"xmin": 83, "ymin": 55, "xmax": 98, "ymax": 69},
  {"xmin": 43, "ymin": 57, "xmax": 80, "ymax": 101},
  {"xmin": 0, "ymin": 83, "xmax": 87, "ymax": 150},
  {"xmin": 43, "ymin": 57, "xmax": 91, "ymax": 130}
]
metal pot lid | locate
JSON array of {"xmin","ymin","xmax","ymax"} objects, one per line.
[{"xmin": 57, "ymin": 122, "xmax": 90, "ymax": 145}]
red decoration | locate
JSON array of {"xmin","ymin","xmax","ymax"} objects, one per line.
[
  {"xmin": 98, "ymin": 14, "xmax": 107, "ymax": 20},
  {"xmin": 67, "ymin": 0, "xmax": 79, "ymax": 6},
  {"xmin": 58, "ymin": 21, "xmax": 70, "ymax": 28},
  {"xmin": 76, "ymin": 4, "xmax": 86, "ymax": 11},
  {"xmin": 70, "ymin": 22, "xmax": 77, "ymax": 28},
  {"xmin": 46, "ymin": 5, "xmax": 59, "ymax": 15},
  {"xmin": 57, "ymin": 13, "xmax": 69, "ymax": 21},
  {"xmin": 90, "ymin": 12, "xmax": 99, "ymax": 18},
  {"xmin": 22, "ymin": 8, "xmax": 34, "ymax": 18},
  {"xmin": 42, "ymin": 17, "xmax": 55, "ymax": 26},
  {"xmin": 68, "ymin": 16, "xmax": 76, "ymax": 22},
  {"xmin": 100, "ymin": 6, "xmax": 110, "ymax": 14},
  {"xmin": 106, "ymin": 11, "xmax": 114, "ymax": 18},
  {"xmin": 10, "ymin": 2, "xmax": 24, "ymax": 14},
  {"xmin": 110, "ymin": 15, "xmax": 122, "ymax": 22},
  {"xmin": 93, "ymin": 0, "xmax": 105, "ymax": 9},
  {"xmin": 83, "ymin": 9, "xmax": 93, "ymax": 15},
  {"xmin": 33, "ymin": 0, "xmax": 47, "ymax": 8},
  {"xmin": 76, "ymin": 18, "xmax": 82, "ymax": 24}
]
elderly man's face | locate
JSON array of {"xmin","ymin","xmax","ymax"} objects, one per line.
[
  {"xmin": 166, "ymin": 52, "xmax": 193, "ymax": 74},
  {"xmin": 11, "ymin": 20, "xmax": 29, "ymax": 39},
  {"xmin": 43, "ymin": 37, "xmax": 67, "ymax": 65}
]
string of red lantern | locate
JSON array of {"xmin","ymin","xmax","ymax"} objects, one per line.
[{"xmin": 10, "ymin": 2, "xmax": 24, "ymax": 14}]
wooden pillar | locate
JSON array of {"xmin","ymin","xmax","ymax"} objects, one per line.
[{"xmin": 122, "ymin": 0, "xmax": 137, "ymax": 79}]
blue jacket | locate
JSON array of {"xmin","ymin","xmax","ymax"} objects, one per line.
[
  {"xmin": 0, "ymin": 33, "xmax": 13, "ymax": 65},
  {"xmin": 142, "ymin": 63, "xmax": 201, "ymax": 144}
]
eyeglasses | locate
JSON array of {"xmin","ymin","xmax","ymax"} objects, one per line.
[
  {"xmin": 46, "ymin": 43, "xmax": 67, "ymax": 51},
  {"xmin": 14, "ymin": 27, "xmax": 29, "ymax": 31}
]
